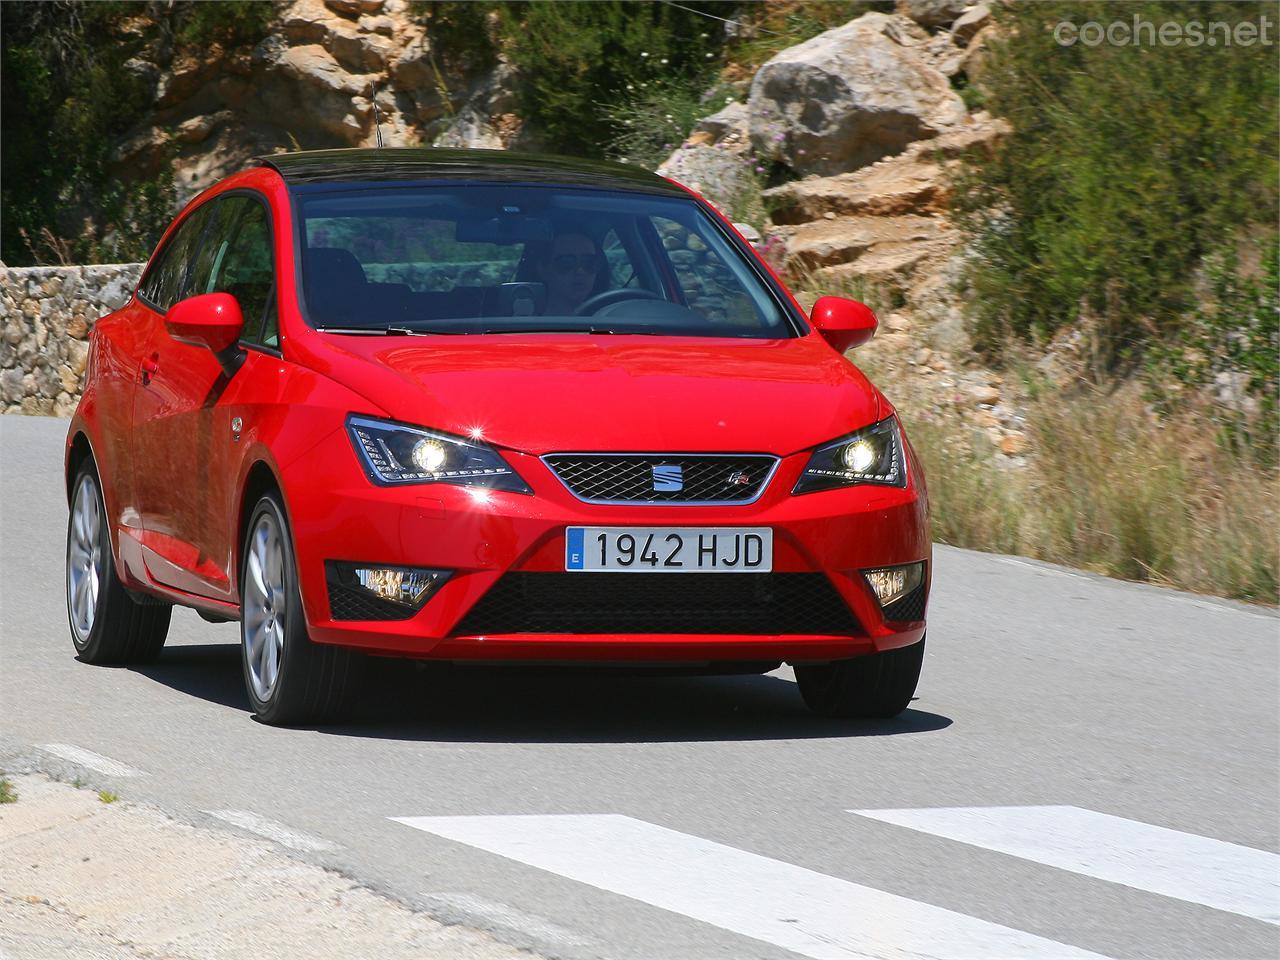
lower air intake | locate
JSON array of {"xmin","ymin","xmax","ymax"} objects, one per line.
[
  {"xmin": 453, "ymin": 573, "xmax": 862, "ymax": 636},
  {"xmin": 883, "ymin": 584, "xmax": 926, "ymax": 623}
]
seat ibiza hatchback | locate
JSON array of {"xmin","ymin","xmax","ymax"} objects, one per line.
[{"xmin": 65, "ymin": 148, "xmax": 930, "ymax": 725}]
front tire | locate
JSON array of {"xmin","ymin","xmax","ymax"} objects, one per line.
[
  {"xmin": 66, "ymin": 461, "xmax": 171, "ymax": 664},
  {"xmin": 240, "ymin": 492, "xmax": 360, "ymax": 725},
  {"xmin": 795, "ymin": 637, "xmax": 925, "ymax": 719}
]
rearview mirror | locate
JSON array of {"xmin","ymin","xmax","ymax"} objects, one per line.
[
  {"xmin": 809, "ymin": 296, "xmax": 877, "ymax": 352},
  {"xmin": 165, "ymin": 293, "xmax": 246, "ymax": 377}
]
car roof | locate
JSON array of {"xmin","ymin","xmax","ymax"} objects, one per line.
[{"xmin": 254, "ymin": 147, "xmax": 688, "ymax": 196}]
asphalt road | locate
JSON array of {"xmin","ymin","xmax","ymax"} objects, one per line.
[{"xmin": 1, "ymin": 413, "xmax": 1277, "ymax": 960}]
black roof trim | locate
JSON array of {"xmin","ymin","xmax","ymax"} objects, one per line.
[{"xmin": 254, "ymin": 147, "xmax": 686, "ymax": 195}]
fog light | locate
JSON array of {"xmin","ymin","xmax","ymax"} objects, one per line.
[
  {"xmin": 863, "ymin": 562, "xmax": 925, "ymax": 608},
  {"xmin": 357, "ymin": 567, "xmax": 449, "ymax": 606},
  {"xmin": 326, "ymin": 561, "xmax": 451, "ymax": 613}
]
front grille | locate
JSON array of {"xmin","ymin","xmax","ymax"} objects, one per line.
[
  {"xmin": 543, "ymin": 454, "xmax": 777, "ymax": 503},
  {"xmin": 453, "ymin": 572, "xmax": 862, "ymax": 636},
  {"xmin": 883, "ymin": 584, "xmax": 926, "ymax": 623}
]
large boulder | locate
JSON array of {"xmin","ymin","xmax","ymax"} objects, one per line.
[
  {"xmin": 748, "ymin": 12, "xmax": 966, "ymax": 176},
  {"xmin": 656, "ymin": 145, "xmax": 755, "ymax": 218}
]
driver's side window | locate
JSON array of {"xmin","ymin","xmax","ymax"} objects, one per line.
[
  {"xmin": 138, "ymin": 204, "xmax": 214, "ymax": 312},
  {"xmin": 188, "ymin": 195, "xmax": 276, "ymax": 346}
]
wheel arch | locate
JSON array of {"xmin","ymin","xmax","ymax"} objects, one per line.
[
  {"xmin": 66, "ymin": 430, "xmax": 94, "ymax": 503},
  {"xmin": 236, "ymin": 460, "xmax": 284, "ymax": 588}
]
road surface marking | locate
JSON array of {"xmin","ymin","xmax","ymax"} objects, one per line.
[
  {"xmin": 1165, "ymin": 594, "xmax": 1276, "ymax": 621},
  {"xmin": 38, "ymin": 744, "xmax": 141, "ymax": 778},
  {"xmin": 850, "ymin": 805, "xmax": 1280, "ymax": 925},
  {"xmin": 996, "ymin": 556, "xmax": 1092, "ymax": 582},
  {"xmin": 391, "ymin": 813, "xmax": 1114, "ymax": 960},
  {"xmin": 205, "ymin": 810, "xmax": 337, "ymax": 852},
  {"xmin": 422, "ymin": 893, "xmax": 597, "ymax": 949}
]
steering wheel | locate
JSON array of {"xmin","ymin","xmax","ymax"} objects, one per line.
[{"xmin": 575, "ymin": 288, "xmax": 663, "ymax": 316}]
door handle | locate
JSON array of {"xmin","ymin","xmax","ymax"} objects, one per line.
[{"xmin": 140, "ymin": 357, "xmax": 159, "ymax": 385}]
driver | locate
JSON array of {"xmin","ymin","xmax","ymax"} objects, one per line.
[{"xmin": 537, "ymin": 230, "xmax": 606, "ymax": 315}]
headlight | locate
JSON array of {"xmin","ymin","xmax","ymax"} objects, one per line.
[
  {"xmin": 346, "ymin": 415, "xmax": 531, "ymax": 493},
  {"xmin": 793, "ymin": 416, "xmax": 906, "ymax": 494}
]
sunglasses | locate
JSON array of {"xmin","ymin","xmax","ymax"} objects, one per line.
[{"xmin": 551, "ymin": 254, "xmax": 600, "ymax": 274}]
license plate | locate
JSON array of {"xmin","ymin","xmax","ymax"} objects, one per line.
[{"xmin": 565, "ymin": 527, "xmax": 772, "ymax": 573}]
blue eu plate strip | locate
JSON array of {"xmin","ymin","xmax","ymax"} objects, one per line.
[{"xmin": 565, "ymin": 527, "xmax": 585, "ymax": 570}]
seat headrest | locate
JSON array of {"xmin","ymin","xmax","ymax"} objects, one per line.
[{"xmin": 306, "ymin": 248, "xmax": 367, "ymax": 288}]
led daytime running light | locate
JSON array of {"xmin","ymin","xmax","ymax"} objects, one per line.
[
  {"xmin": 793, "ymin": 416, "xmax": 906, "ymax": 494},
  {"xmin": 346, "ymin": 415, "xmax": 531, "ymax": 493}
]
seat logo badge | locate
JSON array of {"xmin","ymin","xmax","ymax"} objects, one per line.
[
  {"xmin": 727, "ymin": 470, "xmax": 752, "ymax": 487},
  {"xmin": 652, "ymin": 464, "xmax": 683, "ymax": 492}
]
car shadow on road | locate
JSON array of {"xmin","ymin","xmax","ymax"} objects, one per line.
[
  {"xmin": 128, "ymin": 643, "xmax": 252, "ymax": 711},
  {"xmin": 130, "ymin": 642, "xmax": 953, "ymax": 744}
]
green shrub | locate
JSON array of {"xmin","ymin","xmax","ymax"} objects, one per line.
[
  {"xmin": 497, "ymin": 1, "xmax": 722, "ymax": 157},
  {"xmin": 175, "ymin": 0, "xmax": 274, "ymax": 49},
  {"xmin": 409, "ymin": 1, "xmax": 498, "ymax": 77},
  {"xmin": 954, "ymin": 1, "xmax": 1279, "ymax": 370},
  {"xmin": 601, "ymin": 77, "xmax": 714, "ymax": 170},
  {"xmin": 1146, "ymin": 238, "xmax": 1280, "ymax": 454},
  {"xmin": 724, "ymin": 1, "xmax": 891, "ymax": 71},
  {"xmin": 1, "ymin": 1, "xmax": 273, "ymax": 266}
]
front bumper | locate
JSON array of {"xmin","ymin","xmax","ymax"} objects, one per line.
[{"xmin": 279, "ymin": 428, "xmax": 930, "ymax": 662}]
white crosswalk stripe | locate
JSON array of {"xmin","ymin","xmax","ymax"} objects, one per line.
[
  {"xmin": 392, "ymin": 813, "xmax": 1115, "ymax": 960},
  {"xmin": 851, "ymin": 805, "xmax": 1280, "ymax": 926}
]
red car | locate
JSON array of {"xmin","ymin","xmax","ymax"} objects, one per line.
[{"xmin": 64, "ymin": 149, "xmax": 930, "ymax": 725}]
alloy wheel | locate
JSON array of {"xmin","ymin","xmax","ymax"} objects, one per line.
[
  {"xmin": 244, "ymin": 511, "xmax": 287, "ymax": 701},
  {"xmin": 67, "ymin": 473, "xmax": 103, "ymax": 646}
]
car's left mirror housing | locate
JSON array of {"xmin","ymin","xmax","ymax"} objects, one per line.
[
  {"xmin": 165, "ymin": 293, "xmax": 247, "ymax": 377},
  {"xmin": 809, "ymin": 296, "xmax": 877, "ymax": 353}
]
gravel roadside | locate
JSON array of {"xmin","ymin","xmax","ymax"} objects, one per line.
[{"xmin": 0, "ymin": 774, "xmax": 541, "ymax": 960}]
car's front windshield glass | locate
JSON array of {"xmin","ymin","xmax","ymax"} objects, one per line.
[{"xmin": 294, "ymin": 185, "xmax": 794, "ymax": 338}]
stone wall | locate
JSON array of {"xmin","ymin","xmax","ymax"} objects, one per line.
[{"xmin": 0, "ymin": 264, "xmax": 144, "ymax": 416}]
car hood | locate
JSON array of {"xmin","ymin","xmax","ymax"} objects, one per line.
[{"xmin": 307, "ymin": 333, "xmax": 884, "ymax": 455}]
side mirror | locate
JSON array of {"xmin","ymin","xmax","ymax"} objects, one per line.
[
  {"xmin": 809, "ymin": 295, "xmax": 877, "ymax": 352},
  {"xmin": 165, "ymin": 293, "xmax": 246, "ymax": 377}
]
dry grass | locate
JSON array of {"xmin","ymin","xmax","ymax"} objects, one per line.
[{"xmin": 900, "ymin": 380, "xmax": 1279, "ymax": 604}]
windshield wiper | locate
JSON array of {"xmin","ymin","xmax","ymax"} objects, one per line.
[
  {"xmin": 385, "ymin": 326, "xmax": 468, "ymax": 336},
  {"xmin": 480, "ymin": 326, "xmax": 657, "ymax": 335},
  {"xmin": 315, "ymin": 325, "xmax": 465, "ymax": 336}
]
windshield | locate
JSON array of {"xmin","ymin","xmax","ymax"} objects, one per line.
[{"xmin": 294, "ymin": 185, "xmax": 795, "ymax": 338}]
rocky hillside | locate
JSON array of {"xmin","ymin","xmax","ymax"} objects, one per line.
[
  {"xmin": 657, "ymin": 4, "xmax": 1026, "ymax": 456},
  {"xmin": 111, "ymin": 0, "xmax": 520, "ymax": 207}
]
